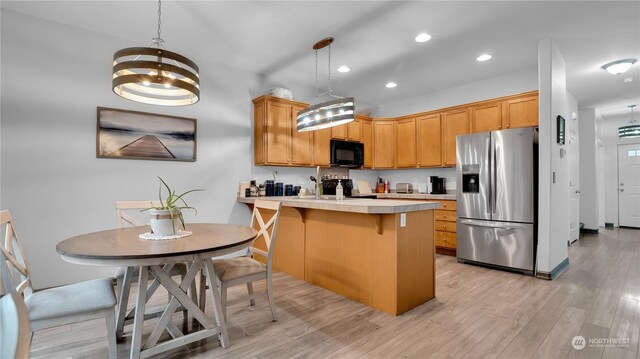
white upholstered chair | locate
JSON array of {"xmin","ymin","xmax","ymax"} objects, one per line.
[
  {"xmin": 0, "ymin": 210, "xmax": 117, "ymax": 359},
  {"xmin": 114, "ymin": 201, "xmax": 196, "ymax": 340},
  {"xmin": 199, "ymin": 200, "xmax": 282, "ymax": 321},
  {"xmin": 0, "ymin": 292, "xmax": 31, "ymax": 359}
]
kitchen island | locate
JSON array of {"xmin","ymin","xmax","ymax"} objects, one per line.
[{"xmin": 237, "ymin": 197, "xmax": 439, "ymax": 315}]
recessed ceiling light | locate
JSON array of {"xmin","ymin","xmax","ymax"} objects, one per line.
[
  {"xmin": 385, "ymin": 82, "xmax": 397, "ymax": 88},
  {"xmin": 476, "ymin": 54, "xmax": 492, "ymax": 62},
  {"xmin": 624, "ymin": 77, "xmax": 633, "ymax": 83},
  {"xmin": 415, "ymin": 33, "xmax": 432, "ymax": 43},
  {"xmin": 602, "ymin": 59, "xmax": 636, "ymax": 75},
  {"xmin": 337, "ymin": 65, "xmax": 350, "ymax": 73}
]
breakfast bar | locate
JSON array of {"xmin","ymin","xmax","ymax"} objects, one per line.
[{"xmin": 238, "ymin": 197, "xmax": 439, "ymax": 315}]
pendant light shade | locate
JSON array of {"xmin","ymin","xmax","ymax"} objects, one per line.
[
  {"xmin": 112, "ymin": 0, "xmax": 199, "ymax": 106},
  {"xmin": 619, "ymin": 105, "xmax": 640, "ymax": 138},
  {"xmin": 296, "ymin": 37, "xmax": 355, "ymax": 132},
  {"xmin": 297, "ymin": 97, "xmax": 355, "ymax": 132}
]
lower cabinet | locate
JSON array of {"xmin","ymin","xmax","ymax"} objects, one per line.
[{"xmin": 435, "ymin": 200, "xmax": 457, "ymax": 256}]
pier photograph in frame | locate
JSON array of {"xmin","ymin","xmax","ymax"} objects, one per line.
[{"xmin": 96, "ymin": 107, "xmax": 196, "ymax": 162}]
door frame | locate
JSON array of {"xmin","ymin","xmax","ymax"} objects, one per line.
[{"xmin": 617, "ymin": 142, "xmax": 640, "ymax": 228}]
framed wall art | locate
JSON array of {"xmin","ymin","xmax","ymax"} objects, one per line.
[{"xmin": 96, "ymin": 107, "xmax": 196, "ymax": 162}]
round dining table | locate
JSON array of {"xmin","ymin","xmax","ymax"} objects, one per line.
[{"xmin": 56, "ymin": 223, "xmax": 258, "ymax": 359}]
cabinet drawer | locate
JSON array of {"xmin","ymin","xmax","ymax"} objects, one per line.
[
  {"xmin": 435, "ymin": 220, "xmax": 456, "ymax": 233},
  {"xmin": 435, "ymin": 210, "xmax": 456, "ymax": 222},
  {"xmin": 436, "ymin": 200, "xmax": 457, "ymax": 211},
  {"xmin": 436, "ymin": 231, "xmax": 457, "ymax": 249}
]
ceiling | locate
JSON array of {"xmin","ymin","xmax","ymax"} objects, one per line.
[{"xmin": 2, "ymin": 1, "xmax": 639, "ymax": 114}]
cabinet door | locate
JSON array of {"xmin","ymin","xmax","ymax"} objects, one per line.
[
  {"xmin": 442, "ymin": 109, "xmax": 470, "ymax": 167},
  {"xmin": 396, "ymin": 118, "xmax": 417, "ymax": 168},
  {"xmin": 290, "ymin": 105, "xmax": 312, "ymax": 165},
  {"xmin": 331, "ymin": 123, "xmax": 348, "ymax": 139},
  {"xmin": 312, "ymin": 128, "xmax": 332, "ymax": 166},
  {"xmin": 503, "ymin": 95, "xmax": 538, "ymax": 129},
  {"xmin": 253, "ymin": 101, "xmax": 266, "ymax": 165},
  {"xmin": 416, "ymin": 114, "xmax": 442, "ymax": 167},
  {"xmin": 266, "ymin": 101, "xmax": 291, "ymax": 165},
  {"xmin": 347, "ymin": 119, "xmax": 362, "ymax": 142},
  {"xmin": 373, "ymin": 121, "xmax": 396, "ymax": 168},
  {"xmin": 471, "ymin": 102, "xmax": 502, "ymax": 133},
  {"xmin": 362, "ymin": 120, "xmax": 373, "ymax": 168}
]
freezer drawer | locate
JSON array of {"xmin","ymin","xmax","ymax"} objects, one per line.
[{"xmin": 457, "ymin": 219, "xmax": 534, "ymax": 271}]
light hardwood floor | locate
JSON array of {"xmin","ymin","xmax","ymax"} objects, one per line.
[{"xmin": 30, "ymin": 228, "xmax": 640, "ymax": 359}]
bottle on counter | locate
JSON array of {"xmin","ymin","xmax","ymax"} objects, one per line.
[
  {"xmin": 249, "ymin": 180, "xmax": 258, "ymax": 197},
  {"xmin": 336, "ymin": 180, "xmax": 344, "ymax": 201},
  {"xmin": 258, "ymin": 184, "xmax": 266, "ymax": 197},
  {"xmin": 384, "ymin": 180, "xmax": 389, "ymax": 194}
]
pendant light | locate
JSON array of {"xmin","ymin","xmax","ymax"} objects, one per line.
[
  {"xmin": 296, "ymin": 38, "xmax": 355, "ymax": 132},
  {"xmin": 619, "ymin": 105, "xmax": 640, "ymax": 138},
  {"xmin": 112, "ymin": 0, "xmax": 199, "ymax": 106}
]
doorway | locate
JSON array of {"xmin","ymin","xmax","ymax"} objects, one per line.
[
  {"xmin": 618, "ymin": 143, "xmax": 640, "ymax": 228},
  {"xmin": 569, "ymin": 127, "xmax": 580, "ymax": 242}
]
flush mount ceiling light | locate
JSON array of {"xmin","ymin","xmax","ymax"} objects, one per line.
[
  {"xmin": 415, "ymin": 33, "xmax": 432, "ymax": 43},
  {"xmin": 476, "ymin": 54, "xmax": 492, "ymax": 62},
  {"xmin": 337, "ymin": 65, "xmax": 351, "ymax": 73},
  {"xmin": 296, "ymin": 38, "xmax": 355, "ymax": 132},
  {"xmin": 602, "ymin": 59, "xmax": 636, "ymax": 75},
  {"xmin": 112, "ymin": 0, "xmax": 199, "ymax": 106},
  {"xmin": 385, "ymin": 82, "xmax": 398, "ymax": 88},
  {"xmin": 619, "ymin": 105, "xmax": 640, "ymax": 138}
]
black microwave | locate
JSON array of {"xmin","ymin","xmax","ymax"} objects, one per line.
[{"xmin": 330, "ymin": 139, "xmax": 364, "ymax": 168}]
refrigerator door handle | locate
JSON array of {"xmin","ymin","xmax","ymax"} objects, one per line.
[
  {"xmin": 460, "ymin": 219, "xmax": 529, "ymax": 229},
  {"xmin": 487, "ymin": 138, "xmax": 492, "ymax": 214},
  {"xmin": 492, "ymin": 138, "xmax": 498, "ymax": 214}
]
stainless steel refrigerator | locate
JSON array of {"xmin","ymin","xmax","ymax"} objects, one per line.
[{"xmin": 456, "ymin": 127, "xmax": 537, "ymax": 275}]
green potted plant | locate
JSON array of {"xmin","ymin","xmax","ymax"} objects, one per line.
[{"xmin": 145, "ymin": 177, "xmax": 204, "ymax": 235}]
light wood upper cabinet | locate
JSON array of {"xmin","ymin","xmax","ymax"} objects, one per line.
[
  {"xmin": 290, "ymin": 104, "xmax": 312, "ymax": 165},
  {"xmin": 471, "ymin": 102, "xmax": 502, "ymax": 133},
  {"xmin": 312, "ymin": 128, "xmax": 332, "ymax": 166},
  {"xmin": 442, "ymin": 109, "xmax": 470, "ymax": 167},
  {"xmin": 396, "ymin": 118, "xmax": 417, "ymax": 168},
  {"xmin": 331, "ymin": 123, "xmax": 348, "ymax": 140},
  {"xmin": 254, "ymin": 96, "xmax": 313, "ymax": 166},
  {"xmin": 265, "ymin": 101, "xmax": 291, "ymax": 165},
  {"xmin": 416, "ymin": 113, "xmax": 442, "ymax": 167},
  {"xmin": 361, "ymin": 120, "xmax": 373, "ymax": 168},
  {"xmin": 373, "ymin": 120, "xmax": 396, "ymax": 169},
  {"xmin": 503, "ymin": 95, "xmax": 538, "ymax": 129},
  {"xmin": 348, "ymin": 117, "xmax": 362, "ymax": 142}
]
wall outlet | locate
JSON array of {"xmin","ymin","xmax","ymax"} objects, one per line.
[{"xmin": 400, "ymin": 213, "xmax": 406, "ymax": 227}]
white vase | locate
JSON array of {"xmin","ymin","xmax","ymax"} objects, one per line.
[{"xmin": 149, "ymin": 209, "xmax": 182, "ymax": 235}]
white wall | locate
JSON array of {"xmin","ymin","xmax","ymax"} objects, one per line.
[
  {"xmin": 536, "ymin": 39, "xmax": 570, "ymax": 275},
  {"xmin": 0, "ymin": 10, "xmax": 379, "ymax": 288},
  {"xmin": 578, "ymin": 109, "xmax": 601, "ymax": 230},
  {"xmin": 599, "ymin": 113, "xmax": 640, "ymax": 226},
  {"xmin": 377, "ymin": 68, "xmax": 538, "ymax": 117}
]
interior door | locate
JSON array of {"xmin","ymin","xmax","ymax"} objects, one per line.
[
  {"xmin": 568, "ymin": 127, "xmax": 580, "ymax": 242},
  {"xmin": 618, "ymin": 144, "xmax": 640, "ymax": 228}
]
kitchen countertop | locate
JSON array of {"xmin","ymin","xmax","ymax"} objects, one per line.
[
  {"xmin": 237, "ymin": 196, "xmax": 439, "ymax": 214},
  {"xmin": 351, "ymin": 193, "xmax": 457, "ymax": 200}
]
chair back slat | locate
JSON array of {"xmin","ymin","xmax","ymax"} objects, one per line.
[
  {"xmin": 116, "ymin": 201, "xmax": 161, "ymax": 228},
  {"xmin": 0, "ymin": 292, "xmax": 31, "ymax": 359},
  {"xmin": 0, "ymin": 210, "xmax": 33, "ymax": 297},
  {"xmin": 249, "ymin": 201, "xmax": 282, "ymax": 268}
]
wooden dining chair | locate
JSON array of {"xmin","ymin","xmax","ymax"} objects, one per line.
[
  {"xmin": 199, "ymin": 200, "xmax": 282, "ymax": 321},
  {"xmin": 0, "ymin": 292, "xmax": 31, "ymax": 359},
  {"xmin": 0, "ymin": 210, "xmax": 117, "ymax": 359},
  {"xmin": 114, "ymin": 201, "xmax": 196, "ymax": 339}
]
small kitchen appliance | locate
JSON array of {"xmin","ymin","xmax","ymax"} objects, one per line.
[
  {"xmin": 430, "ymin": 176, "xmax": 447, "ymax": 194},
  {"xmin": 396, "ymin": 183, "xmax": 414, "ymax": 194},
  {"xmin": 330, "ymin": 139, "xmax": 364, "ymax": 168}
]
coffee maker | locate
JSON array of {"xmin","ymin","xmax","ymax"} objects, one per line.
[{"xmin": 430, "ymin": 176, "xmax": 447, "ymax": 194}]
